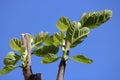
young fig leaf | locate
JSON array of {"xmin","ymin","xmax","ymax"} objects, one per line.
[
  {"xmin": 30, "ymin": 35, "xmax": 35, "ymax": 44},
  {"xmin": 4, "ymin": 52, "xmax": 20, "ymax": 65},
  {"xmin": 0, "ymin": 65, "xmax": 18, "ymax": 75},
  {"xmin": 10, "ymin": 38, "xmax": 22, "ymax": 52},
  {"xmin": 41, "ymin": 54, "xmax": 60, "ymax": 64},
  {"xmin": 44, "ymin": 33, "xmax": 62, "ymax": 47},
  {"xmin": 53, "ymin": 33, "xmax": 61, "ymax": 46},
  {"xmin": 33, "ymin": 45, "xmax": 59, "ymax": 57},
  {"xmin": 43, "ymin": 32, "xmax": 49, "ymax": 41},
  {"xmin": 56, "ymin": 16, "xmax": 71, "ymax": 31},
  {"xmin": 44, "ymin": 35, "xmax": 54, "ymax": 46},
  {"xmin": 70, "ymin": 54, "xmax": 93, "ymax": 64},
  {"xmin": 80, "ymin": 10, "xmax": 112, "ymax": 29},
  {"xmin": 66, "ymin": 22, "xmax": 90, "ymax": 48},
  {"xmin": 34, "ymin": 32, "xmax": 43, "ymax": 46}
]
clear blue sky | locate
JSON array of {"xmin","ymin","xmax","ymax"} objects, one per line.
[{"xmin": 0, "ymin": 0, "xmax": 120, "ymax": 80}]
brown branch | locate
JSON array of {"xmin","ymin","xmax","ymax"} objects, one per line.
[
  {"xmin": 22, "ymin": 33, "xmax": 32, "ymax": 80},
  {"xmin": 22, "ymin": 33, "xmax": 42, "ymax": 80},
  {"xmin": 56, "ymin": 59, "xmax": 66, "ymax": 80},
  {"xmin": 56, "ymin": 40, "xmax": 70, "ymax": 80}
]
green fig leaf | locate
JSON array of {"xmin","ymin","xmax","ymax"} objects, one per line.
[
  {"xmin": 56, "ymin": 16, "xmax": 71, "ymax": 31},
  {"xmin": 0, "ymin": 65, "xmax": 19, "ymax": 75},
  {"xmin": 34, "ymin": 32, "xmax": 43, "ymax": 46},
  {"xmin": 32, "ymin": 32, "xmax": 49, "ymax": 48},
  {"xmin": 41, "ymin": 54, "xmax": 60, "ymax": 64},
  {"xmin": 44, "ymin": 32, "xmax": 64, "ymax": 47},
  {"xmin": 30, "ymin": 35, "xmax": 35, "ymax": 44},
  {"xmin": 4, "ymin": 52, "xmax": 20, "ymax": 65},
  {"xmin": 33, "ymin": 45, "xmax": 59, "ymax": 57},
  {"xmin": 43, "ymin": 32, "xmax": 49, "ymax": 41},
  {"xmin": 10, "ymin": 38, "xmax": 22, "ymax": 52},
  {"xmin": 66, "ymin": 21, "xmax": 90, "ymax": 48},
  {"xmin": 44, "ymin": 35, "xmax": 54, "ymax": 46},
  {"xmin": 70, "ymin": 54, "xmax": 93, "ymax": 64},
  {"xmin": 80, "ymin": 10, "xmax": 112, "ymax": 29}
]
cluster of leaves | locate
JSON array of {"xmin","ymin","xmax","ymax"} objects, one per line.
[{"xmin": 0, "ymin": 10, "xmax": 112, "ymax": 75}]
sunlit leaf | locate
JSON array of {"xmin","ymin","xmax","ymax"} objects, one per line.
[
  {"xmin": 59, "ymin": 32, "xmax": 65, "ymax": 44},
  {"xmin": 0, "ymin": 65, "xmax": 18, "ymax": 75},
  {"xmin": 44, "ymin": 35, "xmax": 54, "ymax": 46},
  {"xmin": 43, "ymin": 32, "xmax": 49, "ymax": 41},
  {"xmin": 66, "ymin": 21, "xmax": 90, "ymax": 48},
  {"xmin": 33, "ymin": 45, "xmax": 59, "ymax": 57},
  {"xmin": 4, "ymin": 52, "xmax": 20, "ymax": 65},
  {"xmin": 32, "ymin": 32, "xmax": 49, "ymax": 49},
  {"xmin": 41, "ymin": 54, "xmax": 60, "ymax": 64},
  {"xmin": 34, "ymin": 32, "xmax": 43, "ymax": 46},
  {"xmin": 44, "ymin": 32, "xmax": 63, "ymax": 47},
  {"xmin": 20, "ymin": 46, "xmax": 28, "ymax": 67},
  {"xmin": 10, "ymin": 38, "xmax": 22, "ymax": 51},
  {"xmin": 56, "ymin": 16, "xmax": 71, "ymax": 31},
  {"xmin": 80, "ymin": 10, "xmax": 112, "ymax": 29},
  {"xmin": 70, "ymin": 39, "xmax": 84, "ymax": 48},
  {"xmin": 53, "ymin": 33, "xmax": 61, "ymax": 46},
  {"xmin": 70, "ymin": 54, "xmax": 93, "ymax": 64},
  {"xmin": 30, "ymin": 35, "xmax": 35, "ymax": 43}
]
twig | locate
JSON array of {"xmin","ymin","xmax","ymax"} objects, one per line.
[
  {"xmin": 56, "ymin": 40, "xmax": 70, "ymax": 80},
  {"xmin": 22, "ymin": 33, "xmax": 42, "ymax": 80}
]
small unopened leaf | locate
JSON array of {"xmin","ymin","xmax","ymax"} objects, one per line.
[
  {"xmin": 56, "ymin": 16, "xmax": 71, "ymax": 31},
  {"xmin": 4, "ymin": 52, "xmax": 20, "ymax": 65},
  {"xmin": 0, "ymin": 65, "xmax": 18, "ymax": 75},
  {"xmin": 41, "ymin": 54, "xmax": 59, "ymax": 64},
  {"xmin": 70, "ymin": 54, "xmax": 93, "ymax": 64},
  {"xmin": 30, "ymin": 35, "xmax": 35, "ymax": 43},
  {"xmin": 80, "ymin": 10, "xmax": 112, "ymax": 29},
  {"xmin": 10, "ymin": 38, "xmax": 22, "ymax": 51}
]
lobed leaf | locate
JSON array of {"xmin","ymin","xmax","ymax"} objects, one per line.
[
  {"xmin": 0, "ymin": 65, "xmax": 18, "ymax": 75},
  {"xmin": 33, "ymin": 45, "xmax": 59, "ymax": 57},
  {"xmin": 70, "ymin": 54, "xmax": 93, "ymax": 64},
  {"xmin": 44, "ymin": 35, "xmax": 54, "ymax": 46},
  {"xmin": 44, "ymin": 32, "xmax": 64, "ymax": 47},
  {"xmin": 70, "ymin": 39, "xmax": 84, "ymax": 48},
  {"xmin": 43, "ymin": 32, "xmax": 49, "ymax": 41},
  {"xmin": 56, "ymin": 16, "xmax": 71, "ymax": 31},
  {"xmin": 34, "ymin": 32, "xmax": 43, "ymax": 47},
  {"xmin": 80, "ymin": 10, "xmax": 112, "ymax": 29},
  {"xmin": 41, "ymin": 54, "xmax": 60, "ymax": 64},
  {"xmin": 66, "ymin": 21, "xmax": 90, "ymax": 48},
  {"xmin": 4, "ymin": 52, "xmax": 20, "ymax": 65},
  {"xmin": 10, "ymin": 38, "xmax": 22, "ymax": 52},
  {"xmin": 59, "ymin": 32, "xmax": 65, "ymax": 44},
  {"xmin": 53, "ymin": 33, "xmax": 61, "ymax": 46},
  {"xmin": 32, "ymin": 32, "xmax": 49, "ymax": 48}
]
